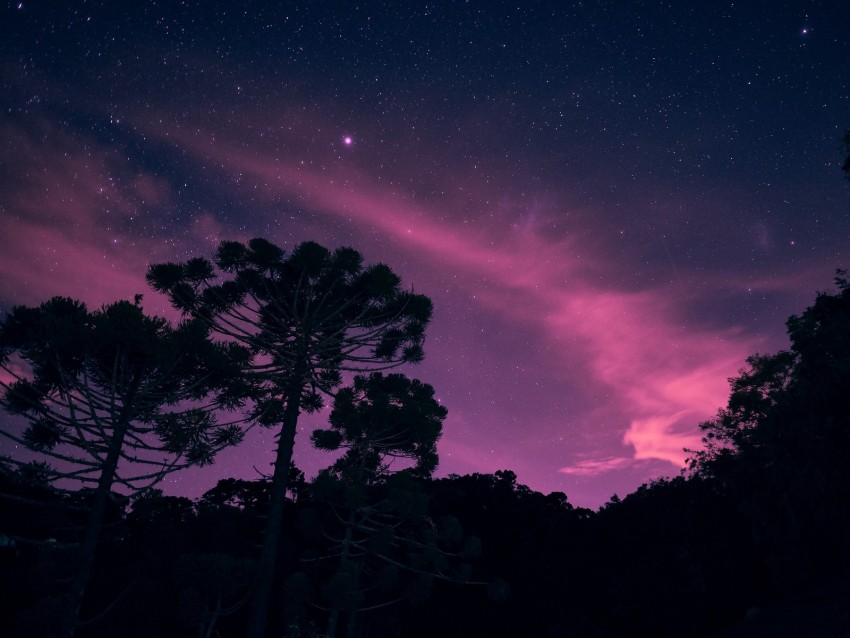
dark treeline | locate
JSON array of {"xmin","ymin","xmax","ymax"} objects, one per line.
[{"xmin": 1, "ymin": 234, "xmax": 850, "ymax": 636}]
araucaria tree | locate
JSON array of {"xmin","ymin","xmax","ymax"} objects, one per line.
[
  {"xmin": 147, "ymin": 238, "xmax": 433, "ymax": 637},
  {"xmin": 0, "ymin": 297, "xmax": 247, "ymax": 637},
  {"xmin": 307, "ymin": 372, "xmax": 452, "ymax": 638},
  {"xmin": 313, "ymin": 372, "xmax": 444, "ymax": 482}
]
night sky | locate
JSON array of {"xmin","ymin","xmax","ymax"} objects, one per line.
[{"xmin": 2, "ymin": 1, "xmax": 848, "ymax": 508}]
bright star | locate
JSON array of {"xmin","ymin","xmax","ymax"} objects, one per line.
[{"xmin": 343, "ymin": 135, "xmax": 353, "ymax": 145}]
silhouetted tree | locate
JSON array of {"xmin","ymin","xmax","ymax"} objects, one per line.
[
  {"xmin": 307, "ymin": 372, "xmax": 453, "ymax": 637},
  {"xmin": 0, "ymin": 297, "xmax": 246, "ymax": 637},
  {"xmin": 313, "ymin": 373, "xmax": 444, "ymax": 482},
  {"xmin": 693, "ymin": 271, "xmax": 850, "ymax": 471},
  {"xmin": 691, "ymin": 271, "xmax": 850, "ymax": 587},
  {"xmin": 147, "ymin": 239, "xmax": 433, "ymax": 637}
]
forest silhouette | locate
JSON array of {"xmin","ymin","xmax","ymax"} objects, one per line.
[{"xmin": 2, "ymin": 199, "xmax": 850, "ymax": 635}]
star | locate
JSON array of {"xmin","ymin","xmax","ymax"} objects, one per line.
[{"xmin": 343, "ymin": 135, "xmax": 353, "ymax": 146}]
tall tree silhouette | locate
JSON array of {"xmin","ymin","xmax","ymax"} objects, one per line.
[
  {"xmin": 690, "ymin": 271, "xmax": 850, "ymax": 586},
  {"xmin": 309, "ymin": 372, "xmax": 448, "ymax": 637},
  {"xmin": 0, "ymin": 297, "xmax": 246, "ymax": 637},
  {"xmin": 692, "ymin": 271, "xmax": 850, "ymax": 473},
  {"xmin": 147, "ymin": 239, "xmax": 433, "ymax": 638}
]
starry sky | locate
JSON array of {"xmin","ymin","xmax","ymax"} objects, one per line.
[{"xmin": 1, "ymin": 1, "xmax": 848, "ymax": 507}]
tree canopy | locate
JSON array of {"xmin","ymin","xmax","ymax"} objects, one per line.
[
  {"xmin": 147, "ymin": 238, "xmax": 434, "ymax": 637},
  {"xmin": 0, "ymin": 297, "xmax": 247, "ymax": 637},
  {"xmin": 690, "ymin": 271, "xmax": 850, "ymax": 588},
  {"xmin": 312, "ymin": 372, "xmax": 446, "ymax": 483}
]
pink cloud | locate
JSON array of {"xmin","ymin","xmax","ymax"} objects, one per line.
[
  {"xmin": 141, "ymin": 121, "xmax": 753, "ymax": 472},
  {"xmin": 0, "ymin": 118, "xmax": 198, "ymax": 318},
  {"xmin": 623, "ymin": 413, "xmax": 699, "ymax": 466},
  {"xmin": 559, "ymin": 456, "xmax": 633, "ymax": 477},
  {"xmin": 544, "ymin": 292, "xmax": 746, "ymax": 465}
]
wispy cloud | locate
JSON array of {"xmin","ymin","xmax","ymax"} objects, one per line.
[
  {"xmin": 559, "ymin": 456, "xmax": 633, "ymax": 477},
  {"xmin": 0, "ymin": 118, "xmax": 203, "ymax": 317},
  {"xmin": 0, "ymin": 108, "xmax": 759, "ymax": 496},
  {"xmin": 146, "ymin": 118, "xmax": 753, "ymax": 470}
]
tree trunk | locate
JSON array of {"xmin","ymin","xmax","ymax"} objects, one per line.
[
  {"xmin": 326, "ymin": 507, "xmax": 358, "ymax": 638},
  {"xmin": 201, "ymin": 594, "xmax": 222, "ymax": 638},
  {"xmin": 346, "ymin": 608, "xmax": 358, "ymax": 638},
  {"xmin": 326, "ymin": 607, "xmax": 340, "ymax": 638},
  {"xmin": 245, "ymin": 380, "xmax": 303, "ymax": 638},
  {"xmin": 61, "ymin": 420, "xmax": 129, "ymax": 638}
]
